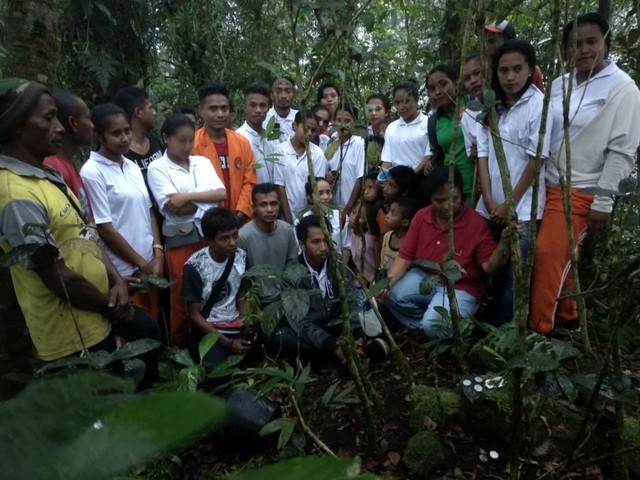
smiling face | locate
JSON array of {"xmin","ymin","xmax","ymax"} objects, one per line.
[
  {"xmin": 199, "ymin": 94, "xmax": 230, "ymax": 132},
  {"xmin": 19, "ymin": 93, "xmax": 65, "ymax": 159},
  {"xmin": 427, "ymin": 71, "xmax": 457, "ymax": 110},
  {"xmin": 163, "ymin": 124, "xmax": 195, "ymax": 164},
  {"xmin": 393, "ymin": 89, "xmax": 418, "ymax": 122},
  {"xmin": 462, "ymin": 57, "xmax": 483, "ymax": 100},
  {"xmin": 497, "ymin": 51, "xmax": 532, "ymax": 104},
  {"xmin": 566, "ymin": 23, "xmax": 608, "ymax": 77},
  {"xmin": 99, "ymin": 113, "xmax": 132, "ymax": 157}
]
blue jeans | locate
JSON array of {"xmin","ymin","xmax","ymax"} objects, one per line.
[
  {"xmin": 386, "ymin": 268, "xmax": 480, "ymax": 338},
  {"xmin": 485, "ymin": 219, "xmax": 538, "ymax": 326}
]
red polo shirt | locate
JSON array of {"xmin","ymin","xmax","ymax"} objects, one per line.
[{"xmin": 399, "ymin": 204, "xmax": 496, "ymax": 301}]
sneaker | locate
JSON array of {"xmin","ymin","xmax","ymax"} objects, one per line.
[{"xmin": 366, "ymin": 337, "xmax": 389, "ymax": 361}]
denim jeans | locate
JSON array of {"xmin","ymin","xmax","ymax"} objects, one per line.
[
  {"xmin": 385, "ymin": 268, "xmax": 480, "ymax": 338},
  {"xmin": 485, "ymin": 219, "xmax": 538, "ymax": 326}
]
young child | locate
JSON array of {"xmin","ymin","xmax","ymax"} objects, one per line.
[
  {"xmin": 380, "ymin": 197, "xmax": 417, "ymax": 271},
  {"xmin": 377, "ymin": 165, "xmax": 419, "ymax": 236},
  {"xmin": 297, "ymin": 177, "xmax": 351, "ymax": 258},
  {"xmin": 362, "ymin": 172, "xmax": 384, "ymax": 240},
  {"xmin": 181, "ymin": 207, "xmax": 251, "ymax": 367}
]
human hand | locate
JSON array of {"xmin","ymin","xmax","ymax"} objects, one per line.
[
  {"xmin": 108, "ymin": 278, "xmax": 130, "ymax": 309},
  {"xmin": 165, "ymin": 193, "xmax": 192, "ymax": 214},
  {"xmin": 587, "ymin": 209, "xmax": 610, "ymax": 233},
  {"xmin": 355, "ymin": 337, "xmax": 365, "ymax": 357},
  {"xmin": 326, "ymin": 170, "xmax": 335, "ymax": 185},
  {"xmin": 334, "ymin": 346, "xmax": 347, "ymax": 363},
  {"xmin": 228, "ymin": 338, "xmax": 253, "ymax": 354},
  {"xmin": 490, "ymin": 203, "xmax": 509, "ymax": 224},
  {"xmin": 141, "ymin": 255, "xmax": 164, "ymax": 277},
  {"xmin": 108, "ymin": 303, "xmax": 135, "ymax": 325},
  {"xmin": 470, "ymin": 143, "xmax": 478, "ymax": 158}
]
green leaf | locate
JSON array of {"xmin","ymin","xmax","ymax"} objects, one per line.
[
  {"xmin": 166, "ymin": 347, "xmax": 195, "ymax": 368},
  {"xmin": 110, "ymin": 339, "xmax": 161, "ymax": 362},
  {"xmin": 0, "ymin": 243, "xmax": 40, "ymax": 267},
  {"xmin": 260, "ymin": 300, "xmax": 284, "ymax": 335},
  {"xmin": 283, "ymin": 264, "xmax": 311, "ymax": 286},
  {"xmin": 321, "ymin": 381, "xmax": 340, "ymax": 406},
  {"xmin": 259, "ymin": 417, "xmax": 296, "ymax": 449},
  {"xmin": 508, "ymin": 350, "xmax": 560, "ymax": 373},
  {"xmin": 231, "ymin": 456, "xmax": 377, "ymax": 480},
  {"xmin": 366, "ymin": 277, "xmax": 391, "ymax": 299},
  {"xmin": 333, "ymin": 384, "xmax": 360, "ymax": 405},
  {"xmin": 557, "ymin": 374, "xmax": 578, "ymax": 402},
  {"xmin": 549, "ymin": 338, "xmax": 581, "ymax": 363},
  {"xmin": 176, "ymin": 365, "xmax": 203, "ymax": 393},
  {"xmin": 21, "ymin": 222, "xmax": 49, "ymax": 236},
  {"xmin": 35, "ymin": 355, "xmax": 100, "ymax": 376},
  {"xmin": 484, "ymin": 90, "xmax": 497, "ymax": 108},
  {"xmin": 466, "ymin": 99, "xmax": 484, "ymax": 111},
  {"xmin": 282, "ymin": 289, "xmax": 311, "ymax": 326},
  {"xmin": 412, "ymin": 259, "xmax": 441, "ymax": 271},
  {"xmin": 243, "ymin": 264, "xmax": 284, "ymax": 281},
  {"xmin": 419, "ymin": 274, "xmax": 439, "ymax": 295},
  {"xmin": 442, "ymin": 259, "xmax": 464, "ymax": 282},
  {"xmin": 198, "ymin": 331, "xmax": 220, "ymax": 364}
]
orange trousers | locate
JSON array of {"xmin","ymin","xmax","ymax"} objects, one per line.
[
  {"xmin": 529, "ymin": 186, "xmax": 593, "ymax": 333},
  {"xmin": 130, "ymin": 290, "xmax": 158, "ymax": 321},
  {"xmin": 166, "ymin": 240, "xmax": 207, "ymax": 346}
]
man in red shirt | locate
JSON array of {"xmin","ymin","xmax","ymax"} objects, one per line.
[
  {"xmin": 193, "ymin": 83, "xmax": 257, "ymax": 224},
  {"xmin": 43, "ymin": 89, "xmax": 94, "ymax": 224},
  {"xmin": 379, "ymin": 165, "xmax": 513, "ymax": 338}
]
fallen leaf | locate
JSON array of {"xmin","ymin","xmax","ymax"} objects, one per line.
[{"xmin": 388, "ymin": 452, "xmax": 402, "ymax": 465}]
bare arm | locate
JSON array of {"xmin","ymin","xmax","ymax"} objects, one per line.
[
  {"xmin": 481, "ymin": 229, "xmax": 513, "ymax": 275},
  {"xmin": 477, "ymin": 156, "xmax": 494, "ymax": 209},
  {"xmin": 344, "ymin": 178, "xmax": 363, "ymax": 217}
]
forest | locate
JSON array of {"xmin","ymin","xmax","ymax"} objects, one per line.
[{"xmin": 1, "ymin": 0, "xmax": 640, "ymax": 479}]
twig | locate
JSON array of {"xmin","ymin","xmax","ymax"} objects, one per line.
[{"xmin": 289, "ymin": 388, "xmax": 336, "ymax": 457}]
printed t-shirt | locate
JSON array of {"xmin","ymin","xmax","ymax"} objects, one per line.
[
  {"xmin": 43, "ymin": 155, "xmax": 93, "ymax": 224},
  {"xmin": 214, "ymin": 141, "xmax": 231, "ymax": 201},
  {"xmin": 124, "ymin": 132, "xmax": 164, "ymax": 176}
]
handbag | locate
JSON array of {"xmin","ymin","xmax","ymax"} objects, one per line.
[{"xmin": 162, "ymin": 222, "xmax": 200, "ymax": 248}]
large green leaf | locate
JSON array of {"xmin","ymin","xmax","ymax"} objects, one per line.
[
  {"xmin": 419, "ymin": 274, "xmax": 439, "ymax": 295},
  {"xmin": 412, "ymin": 259, "xmax": 441, "ymax": 271},
  {"xmin": 282, "ymin": 289, "xmax": 311, "ymax": 326},
  {"xmin": 110, "ymin": 338, "xmax": 162, "ymax": 362},
  {"xmin": 508, "ymin": 350, "xmax": 560, "ymax": 373},
  {"xmin": 366, "ymin": 277, "xmax": 391, "ymax": 299},
  {"xmin": 232, "ymin": 456, "xmax": 378, "ymax": 480},
  {"xmin": 0, "ymin": 243, "xmax": 40, "ymax": 267},
  {"xmin": 0, "ymin": 372, "xmax": 223, "ymax": 479}
]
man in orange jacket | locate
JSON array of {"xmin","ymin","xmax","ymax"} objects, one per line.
[{"xmin": 193, "ymin": 83, "xmax": 257, "ymax": 223}]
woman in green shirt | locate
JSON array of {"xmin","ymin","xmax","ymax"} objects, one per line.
[{"xmin": 416, "ymin": 65, "xmax": 475, "ymax": 204}]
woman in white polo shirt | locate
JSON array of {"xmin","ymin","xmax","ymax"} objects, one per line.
[
  {"xmin": 530, "ymin": 12, "xmax": 640, "ymax": 333},
  {"xmin": 81, "ymin": 103, "xmax": 164, "ymax": 320},
  {"xmin": 380, "ymin": 81, "xmax": 428, "ymax": 171},
  {"xmin": 475, "ymin": 40, "xmax": 550, "ymax": 326},
  {"xmin": 147, "ymin": 113, "xmax": 226, "ymax": 346}
]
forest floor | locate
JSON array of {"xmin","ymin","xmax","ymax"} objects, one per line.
[{"xmin": 171, "ymin": 327, "xmax": 640, "ymax": 480}]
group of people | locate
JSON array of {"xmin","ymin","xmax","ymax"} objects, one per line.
[{"xmin": 0, "ymin": 12, "xmax": 638, "ymax": 381}]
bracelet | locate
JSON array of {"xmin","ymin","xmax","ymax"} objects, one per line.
[{"xmin": 153, "ymin": 244, "xmax": 164, "ymax": 252}]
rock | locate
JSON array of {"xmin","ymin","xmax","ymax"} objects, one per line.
[
  {"xmin": 409, "ymin": 384, "xmax": 461, "ymax": 432},
  {"xmin": 404, "ymin": 431, "xmax": 445, "ymax": 478}
]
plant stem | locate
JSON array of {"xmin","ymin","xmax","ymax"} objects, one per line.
[{"xmin": 289, "ymin": 388, "xmax": 336, "ymax": 457}]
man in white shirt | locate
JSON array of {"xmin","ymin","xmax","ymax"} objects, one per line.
[
  {"xmin": 236, "ymin": 83, "xmax": 279, "ymax": 184},
  {"xmin": 263, "ymin": 77, "xmax": 298, "ymax": 142}
]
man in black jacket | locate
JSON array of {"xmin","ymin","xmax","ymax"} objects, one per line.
[{"xmin": 261, "ymin": 215, "xmax": 364, "ymax": 361}]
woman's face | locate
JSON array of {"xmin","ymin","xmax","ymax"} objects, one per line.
[
  {"xmin": 320, "ymin": 87, "xmax": 339, "ymax": 115},
  {"xmin": 314, "ymin": 109, "xmax": 330, "ymax": 137},
  {"xmin": 427, "ymin": 71, "xmax": 457, "ymax": 110},
  {"xmin": 497, "ymin": 51, "xmax": 532, "ymax": 103},
  {"xmin": 566, "ymin": 23, "xmax": 608, "ymax": 75},
  {"xmin": 100, "ymin": 114, "xmax": 131, "ymax": 156},
  {"xmin": 164, "ymin": 124, "xmax": 195, "ymax": 162},
  {"xmin": 316, "ymin": 179, "xmax": 333, "ymax": 205},
  {"xmin": 366, "ymin": 98, "xmax": 388, "ymax": 127},
  {"xmin": 383, "ymin": 175, "xmax": 403, "ymax": 202},
  {"xmin": 462, "ymin": 58, "xmax": 483, "ymax": 99},
  {"xmin": 393, "ymin": 89, "xmax": 418, "ymax": 122}
]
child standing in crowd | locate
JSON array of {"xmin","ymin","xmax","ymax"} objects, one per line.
[
  {"xmin": 147, "ymin": 113, "xmax": 227, "ymax": 346},
  {"xmin": 274, "ymin": 110, "xmax": 328, "ymax": 223},
  {"xmin": 80, "ymin": 103, "xmax": 164, "ymax": 320},
  {"xmin": 349, "ymin": 208, "xmax": 380, "ymax": 287},
  {"xmin": 362, "ymin": 172, "xmax": 384, "ymax": 240},
  {"xmin": 311, "ymin": 104, "xmax": 331, "ymax": 151},
  {"xmin": 378, "ymin": 166, "xmax": 420, "ymax": 236},
  {"xmin": 461, "ymin": 54, "xmax": 484, "ymax": 164},
  {"xmin": 417, "ymin": 65, "xmax": 475, "ymax": 204},
  {"xmin": 380, "ymin": 197, "xmax": 417, "ymax": 272}
]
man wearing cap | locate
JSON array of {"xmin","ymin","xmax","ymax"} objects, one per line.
[
  {"xmin": 0, "ymin": 79, "xmax": 159, "ymax": 382},
  {"xmin": 485, "ymin": 20, "xmax": 545, "ymax": 91},
  {"xmin": 263, "ymin": 77, "xmax": 298, "ymax": 142}
]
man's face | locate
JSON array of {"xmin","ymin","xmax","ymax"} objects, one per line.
[
  {"xmin": 293, "ymin": 117, "xmax": 318, "ymax": 142},
  {"xmin": 300, "ymin": 226, "xmax": 328, "ymax": 266},
  {"xmin": 137, "ymin": 99, "xmax": 156, "ymax": 130},
  {"xmin": 486, "ymin": 31, "xmax": 505, "ymax": 57},
  {"xmin": 70, "ymin": 99, "xmax": 94, "ymax": 147},
  {"xmin": 253, "ymin": 191, "xmax": 280, "ymax": 224},
  {"xmin": 210, "ymin": 227, "xmax": 239, "ymax": 258},
  {"xmin": 199, "ymin": 94, "xmax": 230, "ymax": 131},
  {"xmin": 19, "ymin": 93, "xmax": 65, "ymax": 158},
  {"xmin": 271, "ymin": 79, "xmax": 294, "ymax": 110},
  {"xmin": 244, "ymin": 93, "xmax": 269, "ymax": 128}
]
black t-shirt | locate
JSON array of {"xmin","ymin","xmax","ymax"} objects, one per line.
[{"xmin": 125, "ymin": 133, "xmax": 164, "ymax": 176}]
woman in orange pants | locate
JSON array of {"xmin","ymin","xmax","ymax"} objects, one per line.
[
  {"xmin": 529, "ymin": 13, "xmax": 640, "ymax": 333},
  {"xmin": 148, "ymin": 113, "xmax": 226, "ymax": 345}
]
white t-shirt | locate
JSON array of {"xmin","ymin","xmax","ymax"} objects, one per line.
[
  {"xmin": 327, "ymin": 135, "xmax": 366, "ymax": 209},
  {"xmin": 380, "ymin": 112, "xmax": 429, "ymax": 168},
  {"xmin": 461, "ymin": 108, "xmax": 481, "ymax": 157},
  {"xmin": 296, "ymin": 207, "xmax": 351, "ymax": 252},
  {"xmin": 147, "ymin": 151, "xmax": 225, "ymax": 233},
  {"xmin": 236, "ymin": 121, "xmax": 279, "ymax": 184},
  {"xmin": 80, "ymin": 151, "xmax": 154, "ymax": 276},
  {"xmin": 181, "ymin": 247, "xmax": 246, "ymax": 332},
  {"xmin": 263, "ymin": 107, "xmax": 298, "ymax": 143},
  {"xmin": 273, "ymin": 140, "xmax": 328, "ymax": 217},
  {"xmin": 476, "ymin": 85, "xmax": 551, "ymax": 222}
]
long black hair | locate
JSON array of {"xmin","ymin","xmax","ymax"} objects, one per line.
[{"xmin": 491, "ymin": 40, "xmax": 536, "ymax": 106}]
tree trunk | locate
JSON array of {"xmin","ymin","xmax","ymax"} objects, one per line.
[
  {"xmin": 598, "ymin": 0, "xmax": 611, "ymax": 23},
  {"xmin": 1, "ymin": 0, "xmax": 59, "ymax": 86}
]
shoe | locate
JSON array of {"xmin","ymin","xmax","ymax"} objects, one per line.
[{"xmin": 366, "ymin": 337, "xmax": 389, "ymax": 361}]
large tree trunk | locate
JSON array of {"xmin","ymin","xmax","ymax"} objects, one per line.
[
  {"xmin": 438, "ymin": 0, "xmax": 463, "ymax": 65},
  {"xmin": 598, "ymin": 0, "xmax": 611, "ymax": 23},
  {"xmin": 1, "ymin": 0, "xmax": 59, "ymax": 86}
]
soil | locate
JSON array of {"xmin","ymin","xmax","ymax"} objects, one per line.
[{"xmin": 172, "ymin": 327, "xmax": 640, "ymax": 480}]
